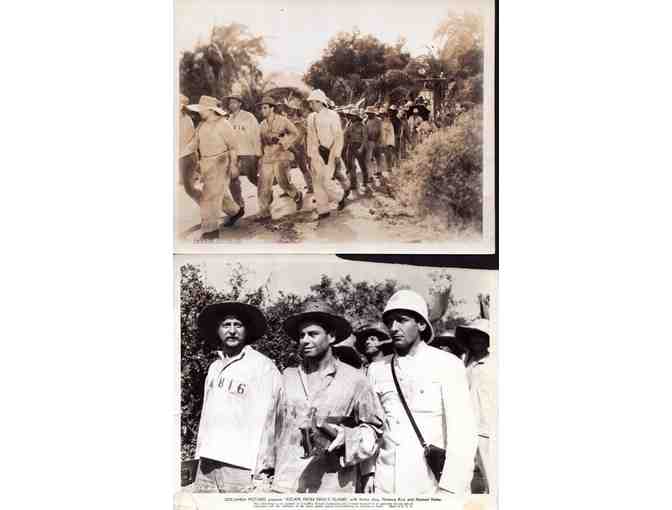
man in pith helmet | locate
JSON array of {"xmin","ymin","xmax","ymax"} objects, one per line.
[
  {"xmin": 366, "ymin": 290, "xmax": 477, "ymax": 495},
  {"xmin": 305, "ymin": 89, "xmax": 348, "ymax": 221}
]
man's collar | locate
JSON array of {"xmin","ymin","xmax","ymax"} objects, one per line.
[
  {"xmin": 301, "ymin": 353, "xmax": 339, "ymax": 377},
  {"xmin": 395, "ymin": 339, "xmax": 427, "ymax": 361},
  {"xmin": 216, "ymin": 344, "xmax": 249, "ymax": 362}
]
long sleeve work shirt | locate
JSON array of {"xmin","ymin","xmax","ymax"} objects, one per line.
[
  {"xmin": 306, "ymin": 108, "xmax": 344, "ymax": 161},
  {"xmin": 228, "ymin": 109, "xmax": 262, "ymax": 157},
  {"xmin": 259, "ymin": 113, "xmax": 298, "ymax": 163},
  {"xmin": 196, "ymin": 346, "xmax": 282, "ymax": 470},
  {"xmin": 256, "ymin": 357, "xmax": 384, "ymax": 493}
]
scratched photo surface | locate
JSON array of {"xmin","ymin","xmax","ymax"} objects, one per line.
[
  {"xmin": 176, "ymin": 254, "xmax": 497, "ymax": 502},
  {"xmin": 175, "ymin": 0, "xmax": 496, "ymax": 253}
]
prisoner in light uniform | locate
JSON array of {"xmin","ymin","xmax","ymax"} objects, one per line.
[
  {"xmin": 457, "ymin": 319, "xmax": 494, "ymax": 495},
  {"xmin": 305, "ymin": 89, "xmax": 346, "ymax": 219},
  {"xmin": 187, "ymin": 96, "xmax": 243, "ymax": 239},
  {"xmin": 255, "ymin": 300, "xmax": 384, "ymax": 493},
  {"xmin": 193, "ymin": 301, "xmax": 282, "ymax": 493},
  {"xmin": 367, "ymin": 290, "xmax": 478, "ymax": 496},
  {"xmin": 225, "ymin": 93, "xmax": 262, "ymax": 211},
  {"xmin": 178, "ymin": 93, "xmax": 200, "ymax": 204},
  {"xmin": 257, "ymin": 96, "xmax": 303, "ymax": 220}
]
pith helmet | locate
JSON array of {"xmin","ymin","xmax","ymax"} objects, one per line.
[
  {"xmin": 307, "ymin": 89, "xmax": 330, "ymax": 107},
  {"xmin": 382, "ymin": 290, "xmax": 434, "ymax": 342}
]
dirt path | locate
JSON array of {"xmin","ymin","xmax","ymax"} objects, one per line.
[{"xmin": 176, "ymin": 167, "xmax": 479, "ymax": 246}]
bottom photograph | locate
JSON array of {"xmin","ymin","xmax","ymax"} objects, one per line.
[{"xmin": 175, "ymin": 254, "xmax": 497, "ymax": 505}]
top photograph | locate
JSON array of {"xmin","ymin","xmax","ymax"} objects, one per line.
[{"xmin": 175, "ymin": 0, "xmax": 496, "ymax": 254}]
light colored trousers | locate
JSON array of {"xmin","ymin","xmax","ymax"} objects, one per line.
[
  {"xmin": 191, "ymin": 458, "xmax": 253, "ymax": 493},
  {"xmin": 199, "ymin": 153, "xmax": 240, "ymax": 232},
  {"xmin": 310, "ymin": 155, "xmax": 343, "ymax": 215},
  {"xmin": 258, "ymin": 160, "xmax": 300, "ymax": 217}
]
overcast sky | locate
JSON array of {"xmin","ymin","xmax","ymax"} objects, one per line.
[
  {"xmin": 175, "ymin": 0, "xmax": 489, "ymax": 74},
  {"xmin": 176, "ymin": 254, "xmax": 496, "ymax": 320}
]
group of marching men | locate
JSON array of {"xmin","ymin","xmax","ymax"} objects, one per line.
[
  {"xmin": 187, "ymin": 290, "xmax": 493, "ymax": 495},
  {"xmin": 178, "ymin": 88, "xmax": 438, "ymax": 240}
]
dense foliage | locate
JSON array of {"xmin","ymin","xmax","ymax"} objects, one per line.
[
  {"xmin": 390, "ymin": 106, "xmax": 484, "ymax": 229},
  {"xmin": 179, "ymin": 23, "xmax": 267, "ymax": 103}
]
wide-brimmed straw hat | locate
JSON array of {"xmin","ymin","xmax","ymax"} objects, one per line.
[
  {"xmin": 383, "ymin": 290, "xmax": 434, "ymax": 342},
  {"xmin": 283, "ymin": 299, "xmax": 352, "ymax": 343},
  {"xmin": 187, "ymin": 95, "xmax": 227, "ymax": 116},
  {"xmin": 354, "ymin": 321, "xmax": 394, "ymax": 355},
  {"xmin": 197, "ymin": 301, "xmax": 268, "ymax": 346},
  {"xmin": 257, "ymin": 96, "xmax": 278, "ymax": 108},
  {"xmin": 307, "ymin": 89, "xmax": 331, "ymax": 107}
]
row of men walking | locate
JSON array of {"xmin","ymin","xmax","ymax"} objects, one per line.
[
  {"xmin": 186, "ymin": 289, "xmax": 492, "ymax": 495},
  {"xmin": 178, "ymin": 89, "xmax": 436, "ymax": 240}
]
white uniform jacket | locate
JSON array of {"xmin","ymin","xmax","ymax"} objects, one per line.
[
  {"xmin": 368, "ymin": 342, "xmax": 477, "ymax": 495},
  {"xmin": 196, "ymin": 346, "xmax": 282, "ymax": 470}
]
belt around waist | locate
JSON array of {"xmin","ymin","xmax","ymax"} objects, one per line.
[{"xmin": 200, "ymin": 150, "xmax": 229, "ymax": 159}]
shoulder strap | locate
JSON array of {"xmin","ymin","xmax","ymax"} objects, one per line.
[{"xmin": 391, "ymin": 357, "xmax": 427, "ymax": 449}]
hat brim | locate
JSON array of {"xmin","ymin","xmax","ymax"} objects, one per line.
[
  {"xmin": 382, "ymin": 308, "xmax": 434, "ymax": 342},
  {"xmin": 225, "ymin": 95, "xmax": 243, "ymax": 102},
  {"xmin": 455, "ymin": 324, "xmax": 490, "ymax": 349},
  {"xmin": 332, "ymin": 345, "xmax": 363, "ymax": 369},
  {"xmin": 197, "ymin": 302, "xmax": 267, "ymax": 346},
  {"xmin": 257, "ymin": 101, "xmax": 277, "ymax": 108},
  {"xmin": 187, "ymin": 104, "xmax": 227, "ymax": 116},
  {"xmin": 283, "ymin": 311, "xmax": 352, "ymax": 344}
]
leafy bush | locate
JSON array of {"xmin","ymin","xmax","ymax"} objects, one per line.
[{"xmin": 390, "ymin": 106, "xmax": 483, "ymax": 228}]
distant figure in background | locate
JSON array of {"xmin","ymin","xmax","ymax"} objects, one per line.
[
  {"xmin": 331, "ymin": 106, "xmax": 352, "ymax": 210},
  {"xmin": 225, "ymin": 91, "xmax": 262, "ymax": 215},
  {"xmin": 178, "ymin": 93, "xmax": 201, "ymax": 205},
  {"xmin": 354, "ymin": 322, "xmax": 393, "ymax": 373},
  {"xmin": 283, "ymin": 98, "xmax": 314, "ymax": 194},
  {"xmin": 364, "ymin": 106, "xmax": 385, "ymax": 188},
  {"xmin": 187, "ymin": 96, "xmax": 243, "ymax": 240},
  {"xmin": 343, "ymin": 109, "xmax": 370, "ymax": 196},
  {"xmin": 456, "ymin": 318, "xmax": 493, "ymax": 495},
  {"xmin": 257, "ymin": 96, "xmax": 303, "ymax": 222},
  {"xmin": 407, "ymin": 108, "xmax": 423, "ymax": 147},
  {"xmin": 380, "ymin": 109, "xmax": 396, "ymax": 173}
]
